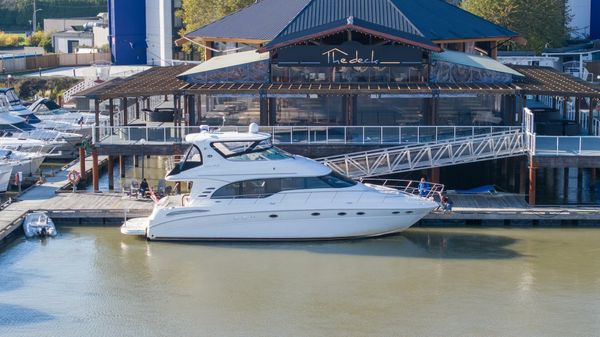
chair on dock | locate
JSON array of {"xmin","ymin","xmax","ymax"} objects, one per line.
[{"xmin": 126, "ymin": 180, "xmax": 140, "ymax": 199}]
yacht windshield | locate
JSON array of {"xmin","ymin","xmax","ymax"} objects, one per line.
[
  {"xmin": 211, "ymin": 139, "xmax": 292, "ymax": 161},
  {"xmin": 6, "ymin": 90, "xmax": 20, "ymax": 105}
]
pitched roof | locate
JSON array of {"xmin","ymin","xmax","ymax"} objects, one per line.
[
  {"xmin": 187, "ymin": 0, "xmax": 310, "ymax": 41},
  {"xmin": 391, "ymin": 0, "xmax": 518, "ymax": 41},
  {"xmin": 186, "ymin": 0, "xmax": 518, "ymax": 44},
  {"xmin": 264, "ymin": 17, "xmax": 440, "ymax": 51}
]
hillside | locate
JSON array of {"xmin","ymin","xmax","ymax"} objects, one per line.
[{"xmin": 0, "ymin": 0, "xmax": 106, "ymax": 32}]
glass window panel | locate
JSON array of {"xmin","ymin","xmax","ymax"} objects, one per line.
[{"xmin": 275, "ymin": 96, "xmax": 343, "ymax": 125}]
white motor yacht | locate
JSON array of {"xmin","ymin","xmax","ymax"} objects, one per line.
[
  {"xmin": 0, "ymin": 162, "xmax": 12, "ymax": 192},
  {"xmin": 0, "ymin": 149, "xmax": 46, "ymax": 177},
  {"xmin": 0, "ymin": 89, "xmax": 87, "ymax": 144},
  {"xmin": 121, "ymin": 124, "xmax": 440, "ymax": 241}
]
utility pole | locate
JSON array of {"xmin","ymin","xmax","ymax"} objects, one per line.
[{"xmin": 32, "ymin": 0, "xmax": 37, "ymax": 32}]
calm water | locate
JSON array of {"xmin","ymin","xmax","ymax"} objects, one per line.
[{"xmin": 2, "ymin": 227, "xmax": 600, "ymax": 336}]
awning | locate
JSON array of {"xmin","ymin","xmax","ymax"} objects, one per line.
[
  {"xmin": 177, "ymin": 50, "xmax": 270, "ymax": 80},
  {"xmin": 432, "ymin": 50, "xmax": 524, "ymax": 77}
]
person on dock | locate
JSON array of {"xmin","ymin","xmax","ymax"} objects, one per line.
[
  {"xmin": 418, "ymin": 177, "xmax": 430, "ymax": 197},
  {"xmin": 139, "ymin": 178, "xmax": 149, "ymax": 198},
  {"xmin": 438, "ymin": 191, "xmax": 453, "ymax": 213}
]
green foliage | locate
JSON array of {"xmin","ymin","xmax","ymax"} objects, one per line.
[
  {"xmin": 177, "ymin": 0, "xmax": 256, "ymax": 55},
  {"xmin": 461, "ymin": 0, "xmax": 571, "ymax": 52},
  {"xmin": 0, "ymin": 31, "xmax": 25, "ymax": 47},
  {"xmin": 38, "ymin": 33, "xmax": 53, "ymax": 52},
  {"xmin": 0, "ymin": 77, "xmax": 79, "ymax": 100},
  {"xmin": 0, "ymin": 0, "xmax": 106, "ymax": 31}
]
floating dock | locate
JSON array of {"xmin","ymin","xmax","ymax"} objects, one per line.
[
  {"xmin": 0, "ymin": 156, "xmax": 152, "ymax": 242},
  {"xmin": 1, "ymin": 158, "xmax": 599, "ymax": 243}
]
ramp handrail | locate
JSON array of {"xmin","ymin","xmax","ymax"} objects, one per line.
[{"xmin": 319, "ymin": 129, "xmax": 526, "ymax": 178}]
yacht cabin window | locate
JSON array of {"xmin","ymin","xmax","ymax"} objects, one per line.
[
  {"xmin": 179, "ymin": 145, "xmax": 203, "ymax": 171},
  {"xmin": 211, "ymin": 173, "xmax": 357, "ymax": 199},
  {"xmin": 210, "ymin": 139, "xmax": 292, "ymax": 161}
]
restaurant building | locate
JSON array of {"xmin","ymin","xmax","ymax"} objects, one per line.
[{"xmin": 178, "ymin": 0, "xmax": 524, "ymax": 128}]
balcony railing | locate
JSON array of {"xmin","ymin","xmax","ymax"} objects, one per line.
[{"xmin": 93, "ymin": 125, "xmax": 522, "ymax": 146}]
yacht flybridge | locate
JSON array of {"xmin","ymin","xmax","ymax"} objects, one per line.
[{"xmin": 121, "ymin": 124, "xmax": 441, "ymax": 241}]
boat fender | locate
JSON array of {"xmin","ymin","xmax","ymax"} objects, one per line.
[{"xmin": 67, "ymin": 170, "xmax": 81, "ymax": 184}]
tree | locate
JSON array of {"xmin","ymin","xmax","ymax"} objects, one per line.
[
  {"xmin": 461, "ymin": 0, "xmax": 570, "ymax": 52},
  {"xmin": 177, "ymin": 0, "xmax": 255, "ymax": 55}
]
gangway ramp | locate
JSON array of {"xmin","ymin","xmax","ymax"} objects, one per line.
[{"xmin": 319, "ymin": 130, "xmax": 526, "ymax": 178}]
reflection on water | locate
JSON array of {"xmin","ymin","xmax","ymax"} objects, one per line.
[{"xmin": 1, "ymin": 227, "xmax": 600, "ymax": 336}]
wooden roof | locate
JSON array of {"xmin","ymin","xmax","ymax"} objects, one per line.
[
  {"xmin": 513, "ymin": 66, "xmax": 600, "ymax": 98},
  {"xmin": 80, "ymin": 65, "xmax": 600, "ymax": 99},
  {"xmin": 77, "ymin": 65, "xmax": 194, "ymax": 100},
  {"xmin": 181, "ymin": 82, "xmax": 516, "ymax": 95}
]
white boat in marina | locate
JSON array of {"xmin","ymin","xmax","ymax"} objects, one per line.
[
  {"xmin": 23, "ymin": 212, "xmax": 57, "ymax": 238},
  {"xmin": 0, "ymin": 149, "xmax": 46, "ymax": 177},
  {"xmin": 0, "ymin": 162, "xmax": 12, "ymax": 192},
  {"xmin": 0, "ymin": 134, "xmax": 66, "ymax": 154},
  {"xmin": 121, "ymin": 124, "xmax": 441, "ymax": 241},
  {"xmin": 0, "ymin": 89, "xmax": 87, "ymax": 145}
]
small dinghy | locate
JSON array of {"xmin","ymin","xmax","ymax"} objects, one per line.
[{"xmin": 23, "ymin": 212, "xmax": 57, "ymax": 238}]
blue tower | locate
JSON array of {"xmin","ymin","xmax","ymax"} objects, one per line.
[
  {"xmin": 591, "ymin": 0, "xmax": 600, "ymax": 40},
  {"xmin": 108, "ymin": 0, "xmax": 147, "ymax": 65}
]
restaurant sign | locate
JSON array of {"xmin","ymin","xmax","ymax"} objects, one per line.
[{"xmin": 274, "ymin": 42, "xmax": 422, "ymax": 67}]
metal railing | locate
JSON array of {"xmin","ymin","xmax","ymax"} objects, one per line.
[
  {"xmin": 319, "ymin": 130, "xmax": 526, "ymax": 178},
  {"xmin": 534, "ymin": 136, "xmax": 600, "ymax": 156},
  {"xmin": 93, "ymin": 125, "xmax": 521, "ymax": 146},
  {"xmin": 359, "ymin": 179, "xmax": 445, "ymax": 199}
]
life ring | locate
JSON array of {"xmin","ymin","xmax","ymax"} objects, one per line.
[{"xmin": 68, "ymin": 171, "xmax": 81, "ymax": 184}]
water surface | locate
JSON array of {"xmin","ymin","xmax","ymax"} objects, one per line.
[{"xmin": 1, "ymin": 227, "xmax": 600, "ymax": 336}]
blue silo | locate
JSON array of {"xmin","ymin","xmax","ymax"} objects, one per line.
[
  {"xmin": 591, "ymin": 0, "xmax": 600, "ymax": 40},
  {"xmin": 108, "ymin": 0, "xmax": 147, "ymax": 65}
]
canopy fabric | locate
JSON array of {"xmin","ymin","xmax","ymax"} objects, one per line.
[
  {"xmin": 432, "ymin": 50, "xmax": 524, "ymax": 77},
  {"xmin": 178, "ymin": 51, "xmax": 270, "ymax": 79}
]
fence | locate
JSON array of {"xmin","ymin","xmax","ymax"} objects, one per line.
[
  {"xmin": 0, "ymin": 53, "xmax": 111, "ymax": 73},
  {"xmin": 93, "ymin": 125, "xmax": 522, "ymax": 146}
]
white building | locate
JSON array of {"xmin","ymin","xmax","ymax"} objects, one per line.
[{"xmin": 145, "ymin": 0, "xmax": 174, "ymax": 66}]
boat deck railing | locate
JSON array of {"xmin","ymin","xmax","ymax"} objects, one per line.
[{"xmin": 360, "ymin": 179, "xmax": 445, "ymax": 199}]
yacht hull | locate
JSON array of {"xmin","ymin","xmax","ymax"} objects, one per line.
[
  {"xmin": 125, "ymin": 206, "xmax": 433, "ymax": 241},
  {"xmin": 0, "ymin": 164, "xmax": 12, "ymax": 192}
]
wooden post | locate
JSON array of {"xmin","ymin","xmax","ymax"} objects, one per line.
[
  {"xmin": 259, "ymin": 94, "xmax": 269, "ymax": 126},
  {"xmin": 563, "ymin": 168, "xmax": 569, "ymax": 204},
  {"xmin": 562, "ymin": 97, "xmax": 568, "ymax": 120},
  {"xmin": 92, "ymin": 147, "xmax": 99, "ymax": 193},
  {"xmin": 135, "ymin": 97, "xmax": 140, "ymax": 120},
  {"xmin": 109, "ymin": 98, "xmax": 114, "ymax": 127},
  {"xmin": 519, "ymin": 159, "xmax": 527, "ymax": 194},
  {"xmin": 94, "ymin": 99, "xmax": 100, "ymax": 143},
  {"xmin": 490, "ymin": 41, "xmax": 498, "ymax": 59},
  {"xmin": 591, "ymin": 168, "xmax": 597, "ymax": 185},
  {"xmin": 577, "ymin": 168, "xmax": 584, "ymax": 203},
  {"xmin": 79, "ymin": 147, "xmax": 86, "ymax": 180},
  {"xmin": 589, "ymin": 97, "xmax": 595, "ymax": 135},
  {"xmin": 122, "ymin": 97, "xmax": 128, "ymax": 126},
  {"xmin": 107, "ymin": 156, "xmax": 114, "ymax": 191},
  {"xmin": 528, "ymin": 159, "xmax": 536, "ymax": 205},
  {"xmin": 119, "ymin": 155, "xmax": 125, "ymax": 178},
  {"xmin": 183, "ymin": 94, "xmax": 189, "ymax": 127},
  {"xmin": 267, "ymin": 97, "xmax": 277, "ymax": 126},
  {"xmin": 195, "ymin": 94, "xmax": 202, "ymax": 126},
  {"xmin": 429, "ymin": 167, "xmax": 440, "ymax": 183},
  {"xmin": 575, "ymin": 97, "xmax": 580, "ymax": 125}
]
